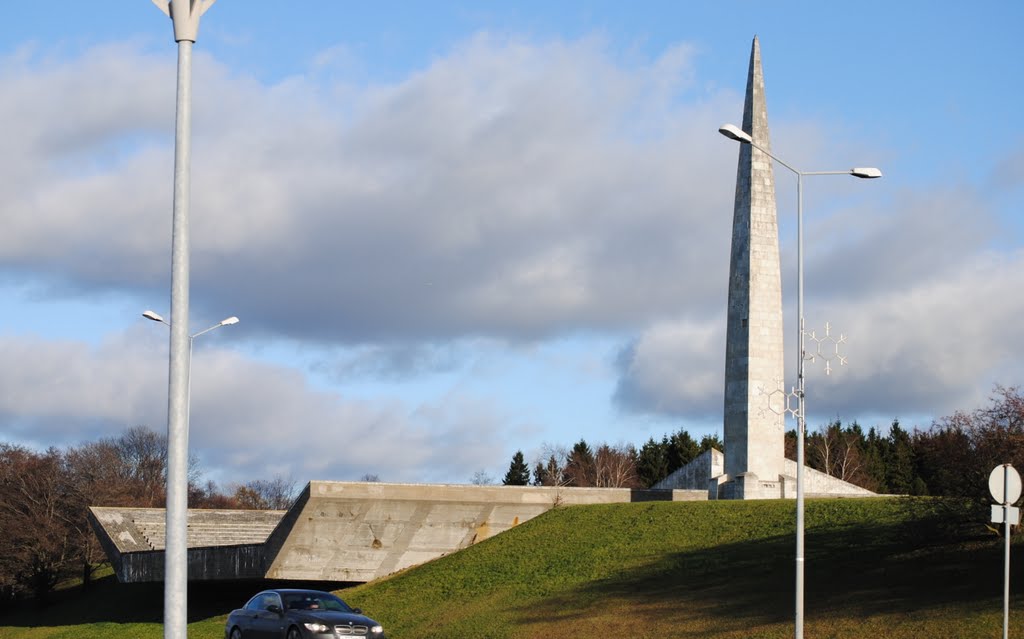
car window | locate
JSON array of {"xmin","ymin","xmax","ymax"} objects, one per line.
[
  {"xmin": 283, "ymin": 592, "xmax": 353, "ymax": 613},
  {"xmin": 253, "ymin": 589, "xmax": 286, "ymax": 610},
  {"xmin": 266, "ymin": 593, "xmax": 283, "ymax": 611},
  {"xmin": 244, "ymin": 594, "xmax": 264, "ymax": 611}
]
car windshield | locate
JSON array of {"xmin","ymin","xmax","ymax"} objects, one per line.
[{"xmin": 283, "ymin": 592, "xmax": 352, "ymax": 613}]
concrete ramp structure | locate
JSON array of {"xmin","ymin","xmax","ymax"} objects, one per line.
[
  {"xmin": 88, "ymin": 507, "xmax": 286, "ymax": 583},
  {"xmin": 90, "ymin": 481, "xmax": 705, "ymax": 583}
]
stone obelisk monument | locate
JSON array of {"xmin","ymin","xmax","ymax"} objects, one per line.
[
  {"xmin": 720, "ymin": 36, "xmax": 785, "ymax": 497},
  {"xmin": 654, "ymin": 37, "xmax": 874, "ymax": 499}
]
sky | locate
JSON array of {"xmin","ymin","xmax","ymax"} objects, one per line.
[{"xmin": 0, "ymin": 1, "xmax": 1022, "ymax": 488}]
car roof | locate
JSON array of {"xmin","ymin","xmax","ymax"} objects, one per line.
[{"xmin": 264, "ymin": 588, "xmax": 334, "ymax": 596}]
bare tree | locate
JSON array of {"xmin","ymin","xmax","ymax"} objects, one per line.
[
  {"xmin": 533, "ymin": 443, "xmax": 569, "ymax": 487},
  {"xmin": 809, "ymin": 421, "xmax": 865, "ymax": 485},
  {"xmin": 594, "ymin": 443, "xmax": 640, "ymax": 488},
  {"xmin": 0, "ymin": 445, "xmax": 81, "ymax": 601},
  {"xmin": 233, "ymin": 475, "xmax": 298, "ymax": 510},
  {"xmin": 470, "ymin": 469, "xmax": 495, "ymax": 486}
]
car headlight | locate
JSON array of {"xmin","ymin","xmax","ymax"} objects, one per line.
[
  {"xmin": 371, "ymin": 625, "xmax": 384, "ymax": 634},
  {"xmin": 303, "ymin": 622, "xmax": 331, "ymax": 633}
]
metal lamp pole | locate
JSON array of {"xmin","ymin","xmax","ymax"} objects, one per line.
[
  {"xmin": 719, "ymin": 123, "xmax": 880, "ymax": 639},
  {"xmin": 142, "ymin": 310, "xmax": 236, "ymax": 638},
  {"xmin": 150, "ymin": 1, "xmax": 216, "ymax": 637},
  {"xmin": 143, "ymin": 311, "xmax": 239, "ymax": 410}
]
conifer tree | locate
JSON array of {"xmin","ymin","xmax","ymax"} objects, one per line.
[
  {"xmin": 636, "ymin": 437, "xmax": 670, "ymax": 488},
  {"xmin": 564, "ymin": 439, "xmax": 596, "ymax": 487},
  {"xmin": 502, "ymin": 450, "xmax": 531, "ymax": 486}
]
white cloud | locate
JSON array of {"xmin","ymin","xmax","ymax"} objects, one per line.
[
  {"xmin": 0, "ymin": 34, "xmax": 739, "ymax": 345},
  {"xmin": 0, "ymin": 328, "xmax": 512, "ymax": 486},
  {"xmin": 1, "ymin": 29, "xmax": 1021, "ymax": 480}
]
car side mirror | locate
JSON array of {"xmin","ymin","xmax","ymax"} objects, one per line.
[
  {"xmin": 353, "ymin": 608, "xmax": 363, "ymax": 615},
  {"xmin": 267, "ymin": 605, "xmax": 283, "ymax": 616}
]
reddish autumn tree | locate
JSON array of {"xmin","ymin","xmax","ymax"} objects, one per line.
[{"xmin": 0, "ymin": 445, "xmax": 81, "ymax": 601}]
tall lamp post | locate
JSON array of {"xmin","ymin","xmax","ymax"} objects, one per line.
[
  {"xmin": 142, "ymin": 309, "xmax": 236, "ymax": 637},
  {"xmin": 718, "ymin": 123, "xmax": 880, "ymax": 639},
  {"xmin": 150, "ymin": 1, "xmax": 215, "ymax": 637}
]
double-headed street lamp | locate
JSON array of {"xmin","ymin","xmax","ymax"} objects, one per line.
[
  {"xmin": 144, "ymin": 310, "xmax": 239, "ymax": 340},
  {"xmin": 143, "ymin": 309, "xmax": 235, "ymax": 636},
  {"xmin": 142, "ymin": 311, "xmax": 237, "ymax": 409},
  {"xmin": 719, "ymin": 123, "xmax": 880, "ymax": 639}
]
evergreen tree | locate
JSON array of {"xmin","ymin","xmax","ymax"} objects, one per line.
[
  {"xmin": 532, "ymin": 461, "xmax": 547, "ymax": 486},
  {"xmin": 861, "ymin": 426, "xmax": 888, "ymax": 492},
  {"xmin": 699, "ymin": 433, "xmax": 724, "ymax": 453},
  {"xmin": 502, "ymin": 451, "xmax": 531, "ymax": 486},
  {"xmin": 784, "ymin": 429, "xmax": 798, "ymax": 461},
  {"xmin": 667, "ymin": 429, "xmax": 700, "ymax": 474},
  {"xmin": 884, "ymin": 420, "xmax": 916, "ymax": 494},
  {"xmin": 564, "ymin": 439, "xmax": 596, "ymax": 487},
  {"xmin": 534, "ymin": 454, "xmax": 564, "ymax": 486},
  {"xmin": 635, "ymin": 437, "xmax": 670, "ymax": 488}
]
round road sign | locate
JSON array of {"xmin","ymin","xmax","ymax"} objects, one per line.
[{"xmin": 989, "ymin": 464, "xmax": 1022, "ymax": 504}]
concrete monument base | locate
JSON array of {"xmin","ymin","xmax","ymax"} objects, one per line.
[{"xmin": 655, "ymin": 450, "xmax": 874, "ymax": 499}]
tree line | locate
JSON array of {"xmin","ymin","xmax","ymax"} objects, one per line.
[
  {"xmin": 793, "ymin": 386, "xmax": 1024, "ymax": 501},
  {"xmin": 4, "ymin": 386, "xmax": 1022, "ymax": 603},
  {"xmin": 500, "ymin": 386, "xmax": 1024, "ymax": 501},
  {"xmin": 0, "ymin": 426, "xmax": 296, "ymax": 603},
  {"xmin": 500, "ymin": 431, "xmax": 724, "ymax": 489}
]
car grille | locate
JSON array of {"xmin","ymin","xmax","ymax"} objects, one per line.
[{"xmin": 333, "ymin": 625, "xmax": 369, "ymax": 635}]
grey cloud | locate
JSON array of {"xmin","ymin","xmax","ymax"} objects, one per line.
[
  {"xmin": 613, "ymin": 320, "xmax": 724, "ymax": 419},
  {"xmin": 0, "ymin": 35, "xmax": 739, "ymax": 347},
  {"xmin": 614, "ymin": 247, "xmax": 1024, "ymax": 425},
  {"xmin": 804, "ymin": 187, "xmax": 996, "ymax": 303},
  {"xmin": 313, "ymin": 343, "xmax": 464, "ymax": 381}
]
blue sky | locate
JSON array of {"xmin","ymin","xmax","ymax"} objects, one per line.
[{"xmin": 1, "ymin": 1, "xmax": 1022, "ymax": 487}]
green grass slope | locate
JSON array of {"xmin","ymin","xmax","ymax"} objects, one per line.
[
  {"xmin": 343, "ymin": 498, "xmax": 1021, "ymax": 638},
  {"xmin": 1, "ymin": 498, "xmax": 1019, "ymax": 638}
]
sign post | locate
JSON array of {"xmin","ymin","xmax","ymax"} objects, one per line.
[{"xmin": 990, "ymin": 463, "xmax": 1022, "ymax": 639}]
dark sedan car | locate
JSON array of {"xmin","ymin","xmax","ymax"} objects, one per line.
[{"xmin": 225, "ymin": 589, "xmax": 386, "ymax": 639}]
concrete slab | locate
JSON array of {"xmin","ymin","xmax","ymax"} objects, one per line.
[{"xmin": 90, "ymin": 482, "xmax": 704, "ymax": 583}]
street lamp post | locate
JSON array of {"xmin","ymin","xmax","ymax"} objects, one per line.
[
  {"xmin": 143, "ymin": 310, "xmax": 239, "ymax": 413},
  {"xmin": 150, "ymin": 2, "xmax": 215, "ymax": 637},
  {"xmin": 718, "ymin": 123, "xmax": 880, "ymax": 639}
]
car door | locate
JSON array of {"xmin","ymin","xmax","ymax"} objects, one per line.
[
  {"xmin": 231, "ymin": 593, "xmax": 265, "ymax": 638},
  {"xmin": 249, "ymin": 592, "xmax": 287, "ymax": 639}
]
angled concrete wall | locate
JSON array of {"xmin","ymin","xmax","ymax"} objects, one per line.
[
  {"xmin": 781, "ymin": 460, "xmax": 875, "ymax": 497},
  {"xmin": 653, "ymin": 449, "xmax": 724, "ymax": 490},
  {"xmin": 90, "ymin": 482, "xmax": 705, "ymax": 583},
  {"xmin": 263, "ymin": 481, "xmax": 703, "ymax": 582},
  {"xmin": 88, "ymin": 507, "xmax": 284, "ymax": 582},
  {"xmin": 651, "ymin": 450, "xmax": 875, "ymax": 500}
]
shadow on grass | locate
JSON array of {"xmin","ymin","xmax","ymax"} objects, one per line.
[
  {"xmin": 0, "ymin": 576, "xmax": 355, "ymax": 627},
  {"xmin": 513, "ymin": 500, "xmax": 1019, "ymax": 636}
]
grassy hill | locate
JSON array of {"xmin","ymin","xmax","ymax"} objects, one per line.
[{"xmin": 1, "ymin": 497, "xmax": 1020, "ymax": 638}]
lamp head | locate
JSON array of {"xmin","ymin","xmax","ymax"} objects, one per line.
[
  {"xmin": 718, "ymin": 123, "xmax": 752, "ymax": 144},
  {"xmin": 220, "ymin": 317, "xmax": 240, "ymax": 326},
  {"xmin": 851, "ymin": 167, "xmax": 883, "ymax": 179},
  {"xmin": 142, "ymin": 310, "xmax": 167, "ymax": 324}
]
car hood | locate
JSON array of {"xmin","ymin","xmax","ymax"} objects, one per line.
[{"xmin": 290, "ymin": 610, "xmax": 378, "ymax": 626}]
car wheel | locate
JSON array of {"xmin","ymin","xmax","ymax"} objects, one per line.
[
  {"xmin": 286, "ymin": 627, "xmax": 302, "ymax": 639},
  {"xmin": 229, "ymin": 628, "xmax": 242, "ymax": 639}
]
